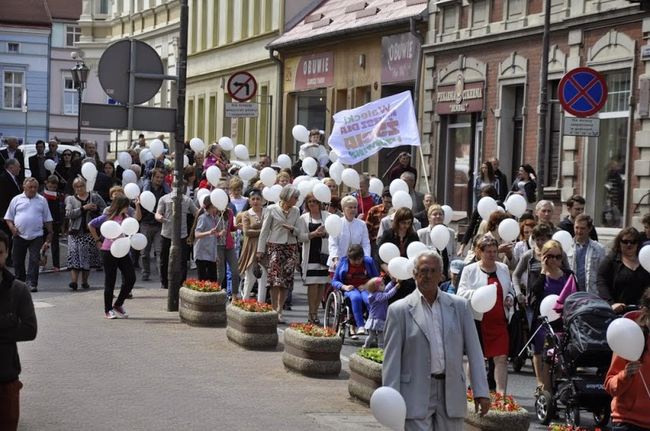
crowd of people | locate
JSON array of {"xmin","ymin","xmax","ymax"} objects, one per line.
[{"xmin": 2, "ymin": 133, "xmax": 650, "ymax": 430}]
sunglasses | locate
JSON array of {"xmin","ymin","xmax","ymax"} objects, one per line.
[
  {"xmin": 63, "ymin": 153, "xmax": 72, "ymax": 156},
  {"xmin": 621, "ymin": 240, "xmax": 638, "ymax": 245},
  {"xmin": 545, "ymin": 254, "xmax": 563, "ymax": 260},
  {"xmin": 306, "ymin": 200, "xmax": 319, "ymax": 204}
]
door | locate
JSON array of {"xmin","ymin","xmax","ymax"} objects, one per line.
[{"xmin": 444, "ymin": 115, "xmax": 473, "ymax": 216}]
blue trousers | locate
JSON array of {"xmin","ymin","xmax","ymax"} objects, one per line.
[{"xmin": 344, "ymin": 288, "xmax": 369, "ymax": 327}]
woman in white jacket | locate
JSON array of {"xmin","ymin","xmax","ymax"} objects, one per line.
[
  {"xmin": 328, "ymin": 196, "xmax": 371, "ymax": 269},
  {"xmin": 457, "ymin": 235, "xmax": 516, "ymax": 394},
  {"xmin": 300, "ymin": 193, "xmax": 329, "ymax": 324}
]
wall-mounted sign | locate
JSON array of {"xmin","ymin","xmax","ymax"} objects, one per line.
[
  {"xmin": 225, "ymin": 102, "xmax": 258, "ymax": 118},
  {"xmin": 436, "ymin": 75, "xmax": 484, "ymax": 114},
  {"xmin": 381, "ymin": 33, "xmax": 420, "ymax": 85},
  {"xmin": 563, "ymin": 117, "xmax": 600, "ymax": 137},
  {"xmin": 293, "ymin": 52, "xmax": 334, "ymax": 91}
]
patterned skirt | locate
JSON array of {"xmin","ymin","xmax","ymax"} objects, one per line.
[
  {"xmin": 68, "ymin": 233, "xmax": 100, "ymax": 271},
  {"xmin": 267, "ymin": 243, "xmax": 298, "ymax": 289}
]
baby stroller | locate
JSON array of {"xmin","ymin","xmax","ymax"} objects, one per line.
[{"xmin": 534, "ymin": 292, "xmax": 617, "ymax": 427}]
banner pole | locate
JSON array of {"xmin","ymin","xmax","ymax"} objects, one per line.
[{"xmin": 418, "ymin": 145, "xmax": 431, "ymax": 195}]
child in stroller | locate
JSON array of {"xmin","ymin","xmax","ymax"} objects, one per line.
[{"xmin": 534, "ymin": 291, "xmax": 618, "ymax": 427}]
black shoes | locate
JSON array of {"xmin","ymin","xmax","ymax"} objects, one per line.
[{"xmin": 69, "ymin": 282, "xmax": 78, "ymax": 291}]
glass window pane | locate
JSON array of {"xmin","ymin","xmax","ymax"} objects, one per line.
[{"xmin": 594, "ymin": 117, "xmax": 627, "ymax": 227}]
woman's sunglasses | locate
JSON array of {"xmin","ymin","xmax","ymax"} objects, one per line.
[
  {"xmin": 620, "ymin": 239, "xmax": 638, "ymax": 245},
  {"xmin": 545, "ymin": 254, "xmax": 563, "ymax": 260}
]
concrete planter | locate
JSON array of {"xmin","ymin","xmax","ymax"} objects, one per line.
[
  {"xmin": 282, "ymin": 327, "xmax": 342, "ymax": 377},
  {"xmin": 348, "ymin": 353, "xmax": 382, "ymax": 404},
  {"xmin": 464, "ymin": 402, "xmax": 530, "ymax": 431},
  {"xmin": 179, "ymin": 287, "xmax": 227, "ymax": 327},
  {"xmin": 226, "ymin": 304, "xmax": 278, "ymax": 350}
]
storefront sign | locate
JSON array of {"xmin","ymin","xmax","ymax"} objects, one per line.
[
  {"xmin": 328, "ymin": 91, "xmax": 420, "ymax": 165},
  {"xmin": 294, "ymin": 52, "xmax": 334, "ymax": 91},
  {"xmin": 436, "ymin": 75, "xmax": 484, "ymax": 114},
  {"xmin": 381, "ymin": 33, "xmax": 420, "ymax": 84}
]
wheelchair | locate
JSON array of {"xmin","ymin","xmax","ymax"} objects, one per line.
[{"xmin": 323, "ymin": 287, "xmax": 367, "ymax": 343}]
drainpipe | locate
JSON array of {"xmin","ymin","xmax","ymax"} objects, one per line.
[
  {"xmin": 46, "ymin": 30, "xmax": 52, "ymax": 141},
  {"xmin": 410, "ymin": 15, "xmax": 430, "ymax": 194},
  {"xmin": 269, "ymin": 49, "xmax": 284, "ymax": 159}
]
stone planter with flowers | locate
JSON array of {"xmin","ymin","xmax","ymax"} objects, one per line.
[
  {"xmin": 464, "ymin": 389, "xmax": 530, "ymax": 431},
  {"xmin": 226, "ymin": 299, "xmax": 278, "ymax": 350},
  {"xmin": 282, "ymin": 323, "xmax": 342, "ymax": 377},
  {"xmin": 348, "ymin": 348, "xmax": 383, "ymax": 404},
  {"xmin": 179, "ymin": 279, "xmax": 227, "ymax": 327}
]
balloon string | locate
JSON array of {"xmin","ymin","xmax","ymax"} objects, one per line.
[{"xmin": 641, "ymin": 371, "xmax": 650, "ymax": 399}]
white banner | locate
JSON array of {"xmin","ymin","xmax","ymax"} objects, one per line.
[{"xmin": 327, "ymin": 91, "xmax": 420, "ymax": 165}]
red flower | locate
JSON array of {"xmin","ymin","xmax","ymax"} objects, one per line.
[
  {"xmin": 183, "ymin": 278, "xmax": 221, "ymax": 292},
  {"xmin": 231, "ymin": 299, "xmax": 273, "ymax": 313},
  {"xmin": 466, "ymin": 389, "xmax": 521, "ymax": 412},
  {"xmin": 289, "ymin": 322, "xmax": 337, "ymax": 337}
]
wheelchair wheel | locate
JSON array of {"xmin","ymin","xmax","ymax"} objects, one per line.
[
  {"xmin": 592, "ymin": 407, "xmax": 610, "ymax": 427},
  {"xmin": 324, "ymin": 291, "xmax": 346, "ymax": 342},
  {"xmin": 535, "ymin": 390, "xmax": 555, "ymax": 425},
  {"xmin": 565, "ymin": 405, "xmax": 580, "ymax": 427}
]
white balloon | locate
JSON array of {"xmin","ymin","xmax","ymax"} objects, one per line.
[
  {"xmin": 329, "ymin": 162, "xmax": 344, "ymax": 185},
  {"xmin": 505, "ymin": 194, "xmax": 527, "ymax": 218},
  {"xmin": 369, "ymin": 178, "xmax": 383, "ymax": 196},
  {"xmin": 117, "ymin": 152, "xmax": 132, "ymax": 170},
  {"xmin": 130, "ymin": 232, "xmax": 148, "ymax": 251},
  {"xmin": 121, "ymin": 217, "xmax": 140, "ymax": 236},
  {"xmin": 210, "ymin": 188, "xmax": 229, "ymax": 211},
  {"xmin": 122, "ymin": 169, "xmax": 137, "ymax": 185},
  {"xmin": 218, "ymin": 136, "xmax": 234, "ymax": 151},
  {"xmin": 189, "ymin": 137, "xmax": 205, "ymax": 153},
  {"xmin": 44, "ymin": 159, "xmax": 56, "ymax": 173},
  {"xmin": 640, "ymin": 245, "xmax": 650, "ymax": 273},
  {"xmin": 342, "ymin": 168, "xmax": 360, "ymax": 189},
  {"xmin": 552, "ymin": 230, "xmax": 573, "ymax": 255},
  {"xmin": 324, "ymin": 215, "xmax": 343, "ymax": 238},
  {"xmin": 269, "ymin": 184, "xmax": 282, "ymax": 202},
  {"xmin": 150, "ymin": 139, "xmax": 164, "ymax": 157},
  {"xmin": 260, "ymin": 167, "xmax": 277, "ymax": 187},
  {"xmin": 370, "ymin": 386, "xmax": 407, "ymax": 431},
  {"xmin": 262, "ymin": 186, "xmax": 273, "ymax": 202},
  {"xmin": 100, "ymin": 220, "xmax": 122, "ymax": 240},
  {"xmin": 470, "ymin": 284, "xmax": 497, "ymax": 313},
  {"xmin": 430, "ymin": 225, "xmax": 450, "ymax": 251},
  {"xmin": 302, "ymin": 157, "xmax": 318, "ymax": 177},
  {"xmin": 607, "ymin": 317, "xmax": 646, "ymax": 362},
  {"xmin": 86, "ymin": 177, "xmax": 96, "ymax": 193},
  {"xmin": 277, "ymin": 154, "xmax": 292, "ymax": 170},
  {"xmin": 379, "ymin": 243, "xmax": 400, "ymax": 264},
  {"xmin": 329, "ymin": 150, "xmax": 339, "ymax": 163},
  {"xmin": 238, "ymin": 165, "xmax": 257, "ymax": 182},
  {"xmin": 539, "ymin": 294, "xmax": 561, "ymax": 323},
  {"xmin": 388, "ymin": 257, "xmax": 414, "ymax": 281},
  {"xmin": 477, "ymin": 197, "xmax": 498, "ymax": 221},
  {"xmin": 392, "ymin": 190, "xmax": 412, "ymax": 210},
  {"xmin": 234, "ymin": 144, "xmax": 249, "ymax": 160},
  {"xmin": 498, "ymin": 218, "xmax": 520, "ymax": 242},
  {"xmin": 292, "ymin": 125, "xmax": 310, "ymax": 143},
  {"xmin": 139, "ymin": 149, "xmax": 153, "ymax": 163},
  {"xmin": 139, "ymin": 191, "xmax": 156, "ymax": 212},
  {"xmin": 389, "ymin": 179, "xmax": 409, "ymax": 196},
  {"xmin": 123, "ymin": 183, "xmax": 140, "ymax": 200},
  {"xmin": 196, "ymin": 188, "xmax": 211, "ymax": 207},
  {"xmin": 81, "ymin": 162, "xmax": 97, "ymax": 181},
  {"xmin": 441, "ymin": 205, "xmax": 453, "ymax": 225},
  {"xmin": 110, "ymin": 237, "xmax": 131, "ymax": 258},
  {"xmin": 206, "ymin": 166, "xmax": 222, "ymax": 187},
  {"xmin": 313, "ymin": 182, "xmax": 331, "ymax": 203},
  {"xmin": 293, "ymin": 175, "xmax": 309, "ymax": 187},
  {"xmin": 183, "ymin": 154, "xmax": 190, "ymax": 168},
  {"xmin": 406, "ymin": 241, "xmax": 428, "ymax": 260}
]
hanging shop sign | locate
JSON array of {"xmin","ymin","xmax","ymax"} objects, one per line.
[
  {"xmin": 436, "ymin": 75, "xmax": 484, "ymax": 115},
  {"xmin": 293, "ymin": 52, "xmax": 334, "ymax": 91},
  {"xmin": 381, "ymin": 33, "xmax": 420, "ymax": 84}
]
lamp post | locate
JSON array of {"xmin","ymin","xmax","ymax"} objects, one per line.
[{"xmin": 70, "ymin": 61, "xmax": 89, "ymax": 146}]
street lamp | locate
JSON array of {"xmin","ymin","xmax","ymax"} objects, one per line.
[{"xmin": 70, "ymin": 61, "xmax": 89, "ymax": 146}]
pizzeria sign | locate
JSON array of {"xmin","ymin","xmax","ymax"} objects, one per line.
[{"xmin": 436, "ymin": 75, "xmax": 484, "ymax": 114}]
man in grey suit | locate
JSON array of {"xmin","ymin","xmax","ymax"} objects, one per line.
[
  {"xmin": 383, "ymin": 251, "xmax": 490, "ymax": 430},
  {"xmin": 400, "ymin": 171, "xmax": 425, "ymax": 215}
]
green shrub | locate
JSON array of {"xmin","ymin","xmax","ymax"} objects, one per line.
[{"xmin": 358, "ymin": 347, "xmax": 384, "ymax": 364}]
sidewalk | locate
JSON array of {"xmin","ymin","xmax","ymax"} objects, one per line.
[{"xmin": 19, "ymin": 281, "xmax": 382, "ymax": 431}]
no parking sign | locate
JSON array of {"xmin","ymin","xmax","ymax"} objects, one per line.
[{"xmin": 558, "ymin": 67, "xmax": 608, "ymax": 117}]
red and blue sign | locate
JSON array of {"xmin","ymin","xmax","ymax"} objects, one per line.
[{"xmin": 558, "ymin": 67, "xmax": 608, "ymax": 117}]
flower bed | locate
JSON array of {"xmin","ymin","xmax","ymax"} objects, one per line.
[
  {"xmin": 179, "ymin": 280, "xmax": 226, "ymax": 327},
  {"xmin": 282, "ymin": 324, "xmax": 342, "ymax": 377},
  {"xmin": 226, "ymin": 300, "xmax": 278, "ymax": 350},
  {"xmin": 464, "ymin": 389, "xmax": 530, "ymax": 431},
  {"xmin": 348, "ymin": 348, "xmax": 383, "ymax": 404}
]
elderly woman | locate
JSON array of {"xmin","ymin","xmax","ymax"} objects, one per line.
[
  {"xmin": 300, "ymin": 193, "xmax": 329, "ymax": 324},
  {"xmin": 350, "ymin": 174, "xmax": 381, "ymax": 220},
  {"xmin": 65, "ymin": 177, "xmax": 107, "ymax": 290},
  {"xmin": 417, "ymin": 204, "xmax": 457, "ymax": 277},
  {"xmin": 239, "ymin": 189, "xmax": 267, "ymax": 301},
  {"xmin": 597, "ymin": 227, "xmax": 650, "ymax": 312},
  {"xmin": 331, "ymin": 244, "xmax": 379, "ymax": 338},
  {"xmin": 458, "ymin": 235, "xmax": 515, "ymax": 394},
  {"xmin": 257, "ymin": 185, "xmax": 308, "ymax": 322},
  {"xmin": 328, "ymin": 195, "xmax": 371, "ymax": 270}
]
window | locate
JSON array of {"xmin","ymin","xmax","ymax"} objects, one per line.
[
  {"xmin": 472, "ymin": 0, "xmax": 488, "ymax": 27},
  {"xmin": 200, "ymin": 0, "xmax": 207, "ymax": 50},
  {"xmin": 187, "ymin": 98, "xmax": 195, "ymax": 137},
  {"xmin": 97, "ymin": 0, "xmax": 109, "ymax": 14},
  {"xmin": 197, "ymin": 97, "xmax": 205, "ymax": 139},
  {"xmin": 65, "ymin": 25, "xmax": 81, "ymax": 47},
  {"xmin": 241, "ymin": 1, "xmax": 249, "ymax": 39},
  {"xmin": 3, "ymin": 71, "xmax": 24, "ymax": 109},
  {"xmin": 64, "ymin": 77, "xmax": 78, "ymax": 115},
  {"xmin": 442, "ymin": 6, "xmax": 458, "ymax": 33},
  {"xmin": 190, "ymin": 0, "xmax": 198, "ymax": 53},
  {"xmin": 226, "ymin": 2, "xmax": 234, "ymax": 43},
  {"xmin": 259, "ymin": 85, "xmax": 269, "ymax": 155},
  {"xmin": 8, "ymin": 42, "xmax": 19, "ymax": 53},
  {"xmin": 264, "ymin": 0, "xmax": 273, "ymax": 32},
  {"xmin": 546, "ymin": 80, "xmax": 561, "ymax": 186},
  {"xmin": 506, "ymin": 0, "xmax": 524, "ymax": 20},
  {"xmin": 252, "ymin": 0, "xmax": 261, "ymax": 35}
]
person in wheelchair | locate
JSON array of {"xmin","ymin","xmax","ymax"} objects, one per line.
[{"xmin": 331, "ymin": 244, "xmax": 379, "ymax": 339}]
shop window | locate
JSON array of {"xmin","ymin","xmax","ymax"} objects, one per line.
[
  {"xmin": 441, "ymin": 5, "xmax": 458, "ymax": 33},
  {"xmin": 443, "ymin": 114, "xmax": 473, "ymax": 215},
  {"xmin": 471, "ymin": 0, "xmax": 488, "ymax": 27},
  {"xmin": 296, "ymin": 89, "xmax": 327, "ymax": 151},
  {"xmin": 505, "ymin": 0, "xmax": 524, "ymax": 20}
]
